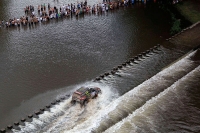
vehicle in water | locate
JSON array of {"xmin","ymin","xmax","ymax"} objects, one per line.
[{"xmin": 71, "ymin": 87, "xmax": 101, "ymax": 106}]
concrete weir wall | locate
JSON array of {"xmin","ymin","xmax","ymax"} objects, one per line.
[
  {"xmin": 1, "ymin": 21, "xmax": 200, "ymax": 133},
  {"xmin": 166, "ymin": 21, "xmax": 200, "ymax": 49},
  {"xmin": 94, "ymin": 44, "xmax": 161, "ymax": 82},
  {"xmin": 0, "ymin": 95, "xmax": 71, "ymax": 133},
  {"xmin": 95, "ymin": 21, "xmax": 200, "ymax": 82}
]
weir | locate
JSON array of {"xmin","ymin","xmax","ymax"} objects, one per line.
[
  {"xmin": 0, "ymin": 1, "xmax": 200, "ymax": 131},
  {"xmin": 66, "ymin": 50, "xmax": 199, "ymax": 133},
  {"xmin": 2, "ymin": 19, "xmax": 199, "ymax": 132},
  {"xmin": 9, "ymin": 45, "xmax": 200, "ymax": 133},
  {"xmin": 11, "ymin": 83, "xmax": 118, "ymax": 133},
  {"xmin": 104, "ymin": 63, "xmax": 200, "ymax": 133}
]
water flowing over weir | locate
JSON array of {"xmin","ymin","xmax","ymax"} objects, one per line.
[
  {"xmin": 67, "ymin": 50, "xmax": 200, "ymax": 133},
  {"xmin": 12, "ymin": 83, "xmax": 119, "ymax": 133},
  {"xmin": 1, "ymin": 0, "xmax": 200, "ymax": 131},
  {"xmin": 11, "ymin": 46, "xmax": 200, "ymax": 133},
  {"xmin": 98, "ymin": 44, "xmax": 191, "ymax": 95},
  {"xmin": 104, "ymin": 60, "xmax": 200, "ymax": 133}
]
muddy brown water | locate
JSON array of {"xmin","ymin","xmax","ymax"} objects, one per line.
[{"xmin": 0, "ymin": 0, "xmax": 200, "ymax": 132}]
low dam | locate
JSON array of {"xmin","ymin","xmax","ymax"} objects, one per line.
[{"xmin": 0, "ymin": 0, "xmax": 200, "ymax": 132}]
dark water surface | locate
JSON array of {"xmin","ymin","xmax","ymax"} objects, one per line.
[{"xmin": 1, "ymin": 0, "xmax": 192, "ymax": 130}]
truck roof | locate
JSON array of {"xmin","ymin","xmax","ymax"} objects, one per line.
[{"xmin": 76, "ymin": 87, "xmax": 89, "ymax": 94}]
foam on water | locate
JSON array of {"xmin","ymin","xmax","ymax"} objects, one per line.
[
  {"xmin": 70, "ymin": 50, "xmax": 198, "ymax": 133},
  {"xmin": 101, "ymin": 50, "xmax": 200, "ymax": 133},
  {"xmin": 104, "ymin": 64, "xmax": 200, "ymax": 133},
  {"xmin": 12, "ymin": 82, "xmax": 119, "ymax": 133},
  {"xmin": 12, "ymin": 50, "xmax": 198, "ymax": 133}
]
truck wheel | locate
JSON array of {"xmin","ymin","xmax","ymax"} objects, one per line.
[
  {"xmin": 80, "ymin": 100, "xmax": 84, "ymax": 107},
  {"xmin": 80, "ymin": 100, "xmax": 87, "ymax": 107},
  {"xmin": 71, "ymin": 100, "xmax": 76, "ymax": 105},
  {"xmin": 92, "ymin": 94, "xmax": 97, "ymax": 99},
  {"xmin": 83, "ymin": 99, "xmax": 87, "ymax": 105}
]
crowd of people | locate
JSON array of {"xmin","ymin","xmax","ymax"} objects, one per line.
[
  {"xmin": 0, "ymin": 0, "xmax": 132, "ymax": 29},
  {"xmin": 172, "ymin": 0, "xmax": 182, "ymax": 4}
]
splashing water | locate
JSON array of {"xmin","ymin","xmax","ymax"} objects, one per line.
[{"xmin": 13, "ymin": 82, "xmax": 119, "ymax": 133}]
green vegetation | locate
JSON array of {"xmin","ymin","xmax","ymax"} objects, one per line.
[
  {"xmin": 170, "ymin": 15, "xmax": 181, "ymax": 35},
  {"xmin": 159, "ymin": 2, "xmax": 183, "ymax": 35},
  {"xmin": 175, "ymin": 0, "xmax": 200, "ymax": 24},
  {"xmin": 158, "ymin": 0, "xmax": 200, "ymax": 35}
]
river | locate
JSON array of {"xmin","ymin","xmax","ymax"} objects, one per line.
[{"xmin": 0, "ymin": 0, "xmax": 199, "ymax": 132}]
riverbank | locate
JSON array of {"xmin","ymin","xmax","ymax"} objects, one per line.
[
  {"xmin": 157, "ymin": 0, "xmax": 200, "ymax": 35},
  {"xmin": 175, "ymin": 0, "xmax": 200, "ymax": 24},
  {"xmin": 167, "ymin": 21, "xmax": 200, "ymax": 49},
  {"xmin": 167, "ymin": 0, "xmax": 200, "ymax": 48}
]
